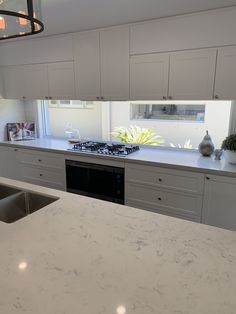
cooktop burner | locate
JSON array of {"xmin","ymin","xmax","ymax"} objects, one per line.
[{"xmin": 68, "ymin": 141, "xmax": 140, "ymax": 156}]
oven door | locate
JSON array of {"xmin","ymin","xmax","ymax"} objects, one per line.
[{"xmin": 66, "ymin": 160, "xmax": 124, "ymax": 204}]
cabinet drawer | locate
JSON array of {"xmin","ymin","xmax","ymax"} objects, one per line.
[
  {"xmin": 20, "ymin": 150, "xmax": 64, "ymax": 169},
  {"xmin": 126, "ymin": 183, "xmax": 202, "ymax": 218},
  {"xmin": 126, "ymin": 164, "xmax": 204, "ymax": 194},
  {"xmin": 126, "ymin": 200, "xmax": 201, "ymax": 223},
  {"xmin": 21, "ymin": 166, "xmax": 65, "ymax": 189}
]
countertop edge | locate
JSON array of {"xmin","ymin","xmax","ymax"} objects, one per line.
[{"xmin": 1, "ymin": 140, "xmax": 236, "ymax": 178}]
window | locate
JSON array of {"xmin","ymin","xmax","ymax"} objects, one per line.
[
  {"xmin": 131, "ymin": 104, "xmax": 205, "ymax": 122},
  {"xmin": 41, "ymin": 100, "xmax": 234, "ymax": 150},
  {"xmin": 43, "ymin": 100, "xmax": 102, "ymax": 140},
  {"xmin": 49, "ymin": 100, "xmax": 95, "ymax": 109},
  {"xmin": 110, "ymin": 100, "xmax": 233, "ymax": 149}
]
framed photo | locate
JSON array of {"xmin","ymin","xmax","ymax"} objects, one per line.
[{"xmin": 6, "ymin": 122, "xmax": 36, "ymax": 141}]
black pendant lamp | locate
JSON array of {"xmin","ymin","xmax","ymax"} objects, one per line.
[{"xmin": 0, "ymin": 0, "xmax": 44, "ymax": 40}]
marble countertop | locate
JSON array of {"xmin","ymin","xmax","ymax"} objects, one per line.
[
  {"xmin": 0, "ymin": 177, "xmax": 236, "ymax": 314},
  {"xmin": 1, "ymin": 138, "xmax": 236, "ymax": 176}
]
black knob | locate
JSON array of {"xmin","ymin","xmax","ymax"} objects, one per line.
[
  {"xmin": 158, "ymin": 197, "xmax": 162, "ymax": 201},
  {"xmin": 158, "ymin": 178, "xmax": 163, "ymax": 182},
  {"xmin": 206, "ymin": 176, "xmax": 210, "ymax": 180}
]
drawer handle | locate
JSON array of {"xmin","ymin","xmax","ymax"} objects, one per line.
[
  {"xmin": 14, "ymin": 149, "xmax": 18, "ymax": 152},
  {"xmin": 158, "ymin": 197, "xmax": 162, "ymax": 201},
  {"xmin": 38, "ymin": 159, "xmax": 42, "ymax": 162},
  {"xmin": 39, "ymin": 174, "xmax": 43, "ymax": 177},
  {"xmin": 158, "ymin": 178, "xmax": 163, "ymax": 182}
]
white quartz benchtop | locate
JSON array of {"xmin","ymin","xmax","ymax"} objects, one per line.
[
  {"xmin": 0, "ymin": 177, "xmax": 236, "ymax": 314},
  {"xmin": 2, "ymin": 138, "xmax": 236, "ymax": 176}
]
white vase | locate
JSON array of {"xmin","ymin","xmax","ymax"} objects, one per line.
[{"xmin": 224, "ymin": 150, "xmax": 236, "ymax": 164}]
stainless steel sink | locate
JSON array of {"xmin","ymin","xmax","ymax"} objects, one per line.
[
  {"xmin": 0, "ymin": 186, "xmax": 59, "ymax": 224},
  {"xmin": 0, "ymin": 184, "xmax": 21, "ymax": 200}
]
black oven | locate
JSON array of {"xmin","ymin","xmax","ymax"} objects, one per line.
[{"xmin": 66, "ymin": 160, "xmax": 124, "ymax": 204}]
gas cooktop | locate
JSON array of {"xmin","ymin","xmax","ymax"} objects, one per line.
[{"xmin": 68, "ymin": 141, "xmax": 140, "ymax": 156}]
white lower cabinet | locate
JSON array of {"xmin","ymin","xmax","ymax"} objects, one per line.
[
  {"xmin": 126, "ymin": 183, "xmax": 202, "ymax": 222},
  {"xmin": 2, "ymin": 144, "xmax": 236, "ymax": 231},
  {"xmin": 0, "ymin": 146, "xmax": 21, "ymax": 180},
  {"xmin": 125, "ymin": 163, "xmax": 204, "ymax": 222},
  {"xmin": 202, "ymin": 175, "xmax": 236, "ymax": 231},
  {"xmin": 19, "ymin": 149, "xmax": 66, "ymax": 191}
]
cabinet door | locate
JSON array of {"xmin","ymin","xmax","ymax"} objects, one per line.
[
  {"xmin": 169, "ymin": 49, "xmax": 217, "ymax": 100},
  {"xmin": 126, "ymin": 183, "xmax": 202, "ymax": 221},
  {"xmin": 0, "ymin": 146, "xmax": 20, "ymax": 180},
  {"xmin": 48, "ymin": 62, "xmax": 75, "ymax": 100},
  {"xmin": 0, "ymin": 68, "xmax": 4, "ymax": 99},
  {"xmin": 3, "ymin": 64, "xmax": 48, "ymax": 99},
  {"xmin": 214, "ymin": 46, "xmax": 236, "ymax": 100},
  {"xmin": 100, "ymin": 27, "xmax": 130, "ymax": 100},
  {"xmin": 73, "ymin": 31, "xmax": 101, "ymax": 100},
  {"xmin": 130, "ymin": 53, "xmax": 169, "ymax": 100},
  {"xmin": 3, "ymin": 66, "xmax": 25, "ymax": 99},
  {"xmin": 202, "ymin": 175, "xmax": 236, "ymax": 231}
]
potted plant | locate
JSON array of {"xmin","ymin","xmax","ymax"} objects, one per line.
[{"xmin": 221, "ymin": 134, "xmax": 236, "ymax": 164}]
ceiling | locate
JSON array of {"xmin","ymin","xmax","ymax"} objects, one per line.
[{"xmin": 39, "ymin": 0, "xmax": 236, "ymax": 36}]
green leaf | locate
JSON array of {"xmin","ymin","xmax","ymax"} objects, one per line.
[{"xmin": 111, "ymin": 125, "xmax": 164, "ymax": 146}]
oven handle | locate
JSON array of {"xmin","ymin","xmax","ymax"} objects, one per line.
[{"xmin": 66, "ymin": 160, "xmax": 124, "ymax": 174}]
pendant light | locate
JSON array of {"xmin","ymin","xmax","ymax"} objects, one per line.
[{"xmin": 0, "ymin": 0, "xmax": 44, "ymax": 40}]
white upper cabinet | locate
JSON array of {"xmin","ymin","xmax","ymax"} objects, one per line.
[
  {"xmin": 130, "ymin": 53, "xmax": 169, "ymax": 100},
  {"xmin": 3, "ymin": 64, "xmax": 48, "ymax": 100},
  {"xmin": 73, "ymin": 31, "xmax": 101, "ymax": 100},
  {"xmin": 3, "ymin": 62, "xmax": 75, "ymax": 100},
  {"xmin": 48, "ymin": 62, "xmax": 75, "ymax": 100},
  {"xmin": 130, "ymin": 48, "xmax": 217, "ymax": 100},
  {"xmin": 214, "ymin": 46, "xmax": 236, "ymax": 100},
  {"xmin": 168, "ymin": 49, "xmax": 217, "ymax": 100},
  {"xmin": 0, "ymin": 34, "xmax": 74, "ymax": 66},
  {"xmin": 74, "ymin": 27, "xmax": 130, "ymax": 101},
  {"xmin": 130, "ymin": 8, "xmax": 236, "ymax": 55},
  {"xmin": 100, "ymin": 27, "xmax": 130, "ymax": 100}
]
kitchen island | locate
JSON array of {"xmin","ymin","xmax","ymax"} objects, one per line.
[{"xmin": 0, "ymin": 177, "xmax": 236, "ymax": 314}]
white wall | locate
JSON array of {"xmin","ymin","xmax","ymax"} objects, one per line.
[
  {"xmin": 0, "ymin": 99, "xmax": 26, "ymax": 141},
  {"xmin": 110, "ymin": 101, "xmax": 232, "ymax": 149}
]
